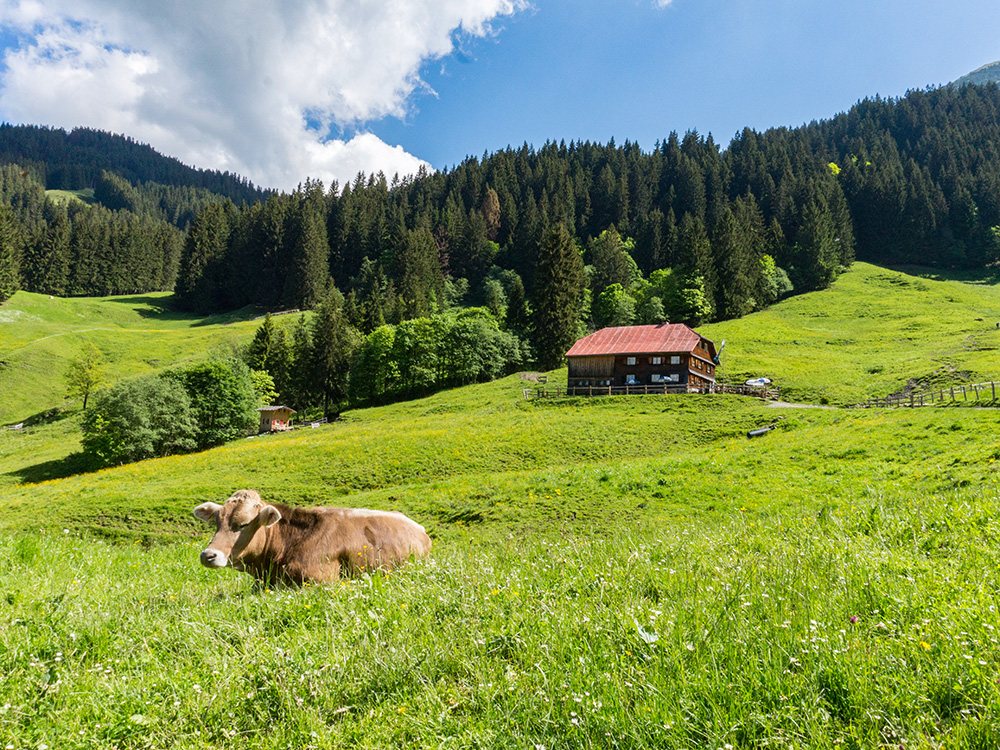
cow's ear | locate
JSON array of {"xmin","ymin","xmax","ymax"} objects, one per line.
[
  {"xmin": 258, "ymin": 505, "xmax": 282, "ymax": 527},
  {"xmin": 193, "ymin": 502, "xmax": 223, "ymax": 524}
]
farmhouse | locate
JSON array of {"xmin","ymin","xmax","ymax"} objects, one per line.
[
  {"xmin": 565, "ymin": 323, "xmax": 718, "ymax": 392},
  {"xmin": 257, "ymin": 405, "xmax": 296, "ymax": 432}
]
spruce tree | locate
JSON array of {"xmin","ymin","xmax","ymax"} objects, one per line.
[
  {"xmin": 309, "ymin": 289, "xmax": 359, "ymax": 418},
  {"xmin": 283, "ymin": 182, "xmax": 330, "ymax": 310},
  {"xmin": 588, "ymin": 226, "xmax": 633, "ymax": 295},
  {"xmin": 532, "ymin": 222, "xmax": 585, "ymax": 370},
  {"xmin": 0, "ymin": 205, "xmax": 20, "ymax": 303}
]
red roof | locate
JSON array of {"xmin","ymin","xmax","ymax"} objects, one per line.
[{"xmin": 565, "ymin": 324, "xmax": 713, "ymax": 358}]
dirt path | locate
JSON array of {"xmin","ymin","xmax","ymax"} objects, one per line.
[{"xmin": 767, "ymin": 401, "xmax": 839, "ymax": 410}]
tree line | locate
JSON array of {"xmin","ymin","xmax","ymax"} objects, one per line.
[
  {"xmin": 244, "ymin": 299, "xmax": 528, "ymax": 416},
  {"xmin": 75, "ymin": 295, "xmax": 527, "ymax": 467},
  {"xmin": 0, "ymin": 124, "xmax": 269, "ymax": 205},
  {"xmin": 0, "ymin": 165, "xmax": 183, "ymax": 299},
  {"xmin": 7, "ymin": 83, "xmax": 1000, "ymax": 358}
]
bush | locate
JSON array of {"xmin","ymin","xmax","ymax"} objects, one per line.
[
  {"xmin": 167, "ymin": 358, "xmax": 258, "ymax": 449},
  {"xmin": 80, "ymin": 358, "xmax": 258, "ymax": 466},
  {"xmin": 81, "ymin": 375, "xmax": 197, "ymax": 466}
]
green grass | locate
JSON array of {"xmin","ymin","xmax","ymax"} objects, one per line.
[
  {"xmin": 5, "ymin": 263, "xmax": 1000, "ymax": 746},
  {"xmin": 701, "ymin": 263, "xmax": 1000, "ymax": 405},
  {"xmin": 0, "ymin": 291, "xmax": 277, "ymax": 423},
  {"xmin": 45, "ymin": 188, "xmax": 96, "ymax": 205},
  {"xmin": 3, "ymin": 485, "xmax": 999, "ymax": 748}
]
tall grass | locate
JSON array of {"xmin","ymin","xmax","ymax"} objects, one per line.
[
  {"xmin": 2, "ymin": 484, "xmax": 999, "ymax": 748},
  {"xmin": 6, "ymin": 263, "xmax": 1000, "ymax": 747}
]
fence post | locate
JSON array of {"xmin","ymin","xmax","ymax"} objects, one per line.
[{"xmin": 950, "ymin": 387, "xmax": 955, "ymax": 401}]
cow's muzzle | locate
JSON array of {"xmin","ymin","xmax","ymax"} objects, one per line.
[{"xmin": 200, "ymin": 548, "xmax": 229, "ymax": 568}]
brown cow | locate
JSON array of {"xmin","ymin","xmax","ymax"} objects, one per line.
[{"xmin": 193, "ymin": 489, "xmax": 431, "ymax": 585}]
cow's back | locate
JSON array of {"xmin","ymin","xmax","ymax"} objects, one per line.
[{"xmin": 266, "ymin": 504, "xmax": 431, "ymax": 582}]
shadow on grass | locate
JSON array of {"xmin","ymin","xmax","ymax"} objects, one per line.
[
  {"xmin": 105, "ymin": 294, "xmax": 260, "ymax": 326},
  {"xmin": 8, "ymin": 451, "xmax": 95, "ymax": 484},
  {"xmin": 892, "ymin": 264, "xmax": 1000, "ymax": 286}
]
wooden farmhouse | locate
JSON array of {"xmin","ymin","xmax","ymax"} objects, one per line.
[
  {"xmin": 565, "ymin": 324, "xmax": 718, "ymax": 393},
  {"xmin": 257, "ymin": 405, "xmax": 296, "ymax": 433}
]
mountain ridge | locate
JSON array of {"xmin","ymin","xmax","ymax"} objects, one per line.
[{"xmin": 951, "ymin": 60, "xmax": 1000, "ymax": 87}]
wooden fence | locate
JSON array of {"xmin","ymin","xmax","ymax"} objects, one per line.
[
  {"xmin": 523, "ymin": 383, "xmax": 780, "ymax": 400},
  {"xmin": 860, "ymin": 380, "xmax": 1000, "ymax": 408}
]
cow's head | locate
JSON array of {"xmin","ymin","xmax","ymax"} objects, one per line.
[{"xmin": 193, "ymin": 489, "xmax": 282, "ymax": 570}]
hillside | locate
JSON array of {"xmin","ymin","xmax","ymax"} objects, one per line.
[
  {"xmin": 952, "ymin": 60, "xmax": 1000, "ymax": 87},
  {"xmin": 4, "ymin": 261, "xmax": 1000, "ymax": 426},
  {"xmin": 0, "ymin": 124, "xmax": 270, "ymax": 204},
  {"xmin": 4, "ymin": 263, "xmax": 1000, "ymax": 746},
  {"xmin": 0, "ymin": 291, "xmax": 269, "ymax": 424}
]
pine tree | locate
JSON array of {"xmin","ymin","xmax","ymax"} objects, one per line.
[
  {"xmin": 286, "ymin": 314, "xmax": 315, "ymax": 411},
  {"xmin": 309, "ymin": 290, "xmax": 359, "ymax": 418},
  {"xmin": 0, "ymin": 205, "xmax": 20, "ymax": 303},
  {"xmin": 675, "ymin": 212, "xmax": 716, "ymax": 316},
  {"xmin": 712, "ymin": 202, "xmax": 758, "ymax": 320},
  {"xmin": 283, "ymin": 182, "xmax": 331, "ymax": 310},
  {"xmin": 504, "ymin": 274, "xmax": 530, "ymax": 335},
  {"xmin": 395, "ymin": 225, "xmax": 442, "ymax": 319},
  {"xmin": 588, "ymin": 226, "xmax": 633, "ymax": 295},
  {"xmin": 532, "ymin": 222, "xmax": 585, "ymax": 370},
  {"xmin": 791, "ymin": 200, "xmax": 839, "ymax": 291},
  {"xmin": 174, "ymin": 201, "xmax": 233, "ymax": 312}
]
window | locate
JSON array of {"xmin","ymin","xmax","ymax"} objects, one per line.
[
  {"xmin": 651, "ymin": 373, "xmax": 662, "ymax": 383},
  {"xmin": 651, "ymin": 356, "xmax": 662, "ymax": 365},
  {"xmin": 626, "ymin": 356, "xmax": 636, "ymax": 366},
  {"xmin": 667, "ymin": 373, "xmax": 681, "ymax": 383},
  {"xmin": 625, "ymin": 374, "xmax": 639, "ymax": 385},
  {"xmin": 670, "ymin": 355, "xmax": 681, "ymax": 365}
]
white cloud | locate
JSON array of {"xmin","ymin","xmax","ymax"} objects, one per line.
[
  {"xmin": 653, "ymin": 0, "xmax": 674, "ymax": 7},
  {"xmin": 0, "ymin": 0, "xmax": 526, "ymax": 190}
]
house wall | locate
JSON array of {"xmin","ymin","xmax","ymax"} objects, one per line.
[
  {"xmin": 569, "ymin": 348, "xmax": 718, "ymax": 389},
  {"xmin": 613, "ymin": 353, "xmax": 690, "ymax": 386},
  {"xmin": 568, "ymin": 356, "xmax": 615, "ymax": 384}
]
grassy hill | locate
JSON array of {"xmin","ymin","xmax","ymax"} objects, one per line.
[
  {"xmin": 3, "ymin": 263, "xmax": 1000, "ymax": 747},
  {"xmin": 0, "ymin": 291, "xmax": 269, "ymax": 424},
  {"xmin": 952, "ymin": 60, "xmax": 1000, "ymax": 87}
]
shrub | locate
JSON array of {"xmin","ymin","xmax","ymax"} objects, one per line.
[
  {"xmin": 81, "ymin": 375, "xmax": 197, "ymax": 466},
  {"xmin": 168, "ymin": 359, "xmax": 258, "ymax": 448}
]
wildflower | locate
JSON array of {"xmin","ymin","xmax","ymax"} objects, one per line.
[
  {"xmin": 849, "ymin": 616, "xmax": 858, "ymax": 624},
  {"xmin": 919, "ymin": 641, "xmax": 932, "ymax": 651}
]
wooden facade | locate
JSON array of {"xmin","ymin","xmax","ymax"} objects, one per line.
[
  {"xmin": 566, "ymin": 324, "xmax": 717, "ymax": 392},
  {"xmin": 257, "ymin": 406, "xmax": 296, "ymax": 433}
]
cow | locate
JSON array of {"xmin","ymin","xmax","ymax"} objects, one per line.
[{"xmin": 193, "ymin": 489, "xmax": 431, "ymax": 585}]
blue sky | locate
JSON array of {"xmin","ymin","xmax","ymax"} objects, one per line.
[
  {"xmin": 366, "ymin": 0, "xmax": 1000, "ymax": 169},
  {"xmin": 0, "ymin": 0, "xmax": 998, "ymax": 189}
]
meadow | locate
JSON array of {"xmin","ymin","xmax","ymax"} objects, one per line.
[{"xmin": 2, "ymin": 263, "xmax": 1000, "ymax": 747}]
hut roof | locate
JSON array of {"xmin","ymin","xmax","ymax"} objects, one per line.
[
  {"xmin": 566, "ymin": 324, "xmax": 714, "ymax": 358},
  {"xmin": 257, "ymin": 405, "xmax": 297, "ymax": 414}
]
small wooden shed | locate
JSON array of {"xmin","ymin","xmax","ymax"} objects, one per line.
[{"xmin": 257, "ymin": 406, "xmax": 296, "ymax": 433}]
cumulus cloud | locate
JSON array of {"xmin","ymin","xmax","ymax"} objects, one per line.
[{"xmin": 0, "ymin": 0, "xmax": 526, "ymax": 189}]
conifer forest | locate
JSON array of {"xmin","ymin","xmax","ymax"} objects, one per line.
[{"xmin": 4, "ymin": 84, "xmax": 1000, "ymax": 370}]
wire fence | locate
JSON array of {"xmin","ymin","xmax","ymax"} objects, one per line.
[{"xmin": 859, "ymin": 381, "xmax": 1000, "ymax": 408}]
